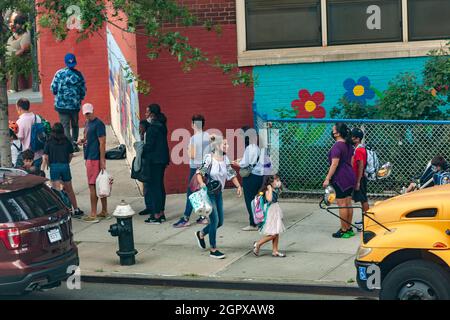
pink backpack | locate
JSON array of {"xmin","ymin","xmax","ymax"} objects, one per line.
[{"xmin": 251, "ymin": 194, "xmax": 266, "ymax": 225}]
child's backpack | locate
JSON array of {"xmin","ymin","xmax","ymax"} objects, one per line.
[
  {"xmin": 30, "ymin": 115, "xmax": 49, "ymax": 151},
  {"xmin": 12, "ymin": 141, "xmax": 23, "ymax": 167},
  {"xmin": 364, "ymin": 145, "xmax": 380, "ymax": 181},
  {"xmin": 251, "ymin": 193, "xmax": 266, "ymax": 225},
  {"xmin": 433, "ymin": 171, "xmax": 450, "ymax": 186}
]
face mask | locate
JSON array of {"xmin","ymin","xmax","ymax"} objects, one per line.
[{"xmin": 331, "ymin": 131, "xmax": 337, "ymax": 140}]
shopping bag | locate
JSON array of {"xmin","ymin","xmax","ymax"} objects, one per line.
[
  {"xmin": 96, "ymin": 170, "xmax": 113, "ymax": 198},
  {"xmin": 189, "ymin": 188, "xmax": 212, "ymax": 216}
]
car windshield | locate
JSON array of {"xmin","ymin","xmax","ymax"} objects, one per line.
[{"xmin": 0, "ymin": 185, "xmax": 64, "ymax": 223}]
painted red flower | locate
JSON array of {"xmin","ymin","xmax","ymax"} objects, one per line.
[{"xmin": 291, "ymin": 90, "xmax": 326, "ymax": 119}]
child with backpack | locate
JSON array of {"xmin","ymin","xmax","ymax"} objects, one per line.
[
  {"xmin": 252, "ymin": 175, "xmax": 286, "ymax": 258},
  {"xmin": 18, "ymin": 149, "xmax": 45, "ymax": 177},
  {"xmin": 9, "ymin": 128, "xmax": 22, "ymax": 167},
  {"xmin": 351, "ymin": 128, "xmax": 369, "ymax": 229}
]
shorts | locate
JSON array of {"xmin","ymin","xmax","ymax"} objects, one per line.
[
  {"xmin": 333, "ymin": 183, "xmax": 353, "ymax": 199},
  {"xmin": 353, "ymin": 177, "xmax": 368, "ymax": 203},
  {"xmin": 86, "ymin": 160, "xmax": 101, "ymax": 185},
  {"xmin": 50, "ymin": 163, "xmax": 72, "ymax": 182}
]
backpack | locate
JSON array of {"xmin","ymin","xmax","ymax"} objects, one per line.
[
  {"xmin": 364, "ymin": 145, "xmax": 380, "ymax": 181},
  {"xmin": 251, "ymin": 194, "xmax": 266, "ymax": 225},
  {"xmin": 106, "ymin": 144, "xmax": 126, "ymax": 160},
  {"xmin": 12, "ymin": 141, "xmax": 23, "ymax": 167},
  {"xmin": 30, "ymin": 115, "xmax": 48, "ymax": 151},
  {"xmin": 433, "ymin": 171, "xmax": 450, "ymax": 186}
]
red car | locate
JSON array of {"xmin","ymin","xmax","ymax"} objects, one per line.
[{"xmin": 0, "ymin": 169, "xmax": 79, "ymax": 295}]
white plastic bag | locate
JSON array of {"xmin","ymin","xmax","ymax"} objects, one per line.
[
  {"xmin": 96, "ymin": 170, "xmax": 113, "ymax": 198},
  {"xmin": 189, "ymin": 188, "xmax": 212, "ymax": 216}
]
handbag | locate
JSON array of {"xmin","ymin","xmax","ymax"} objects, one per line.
[
  {"xmin": 189, "ymin": 159, "xmax": 213, "ymax": 192},
  {"xmin": 189, "ymin": 188, "xmax": 213, "ymax": 216},
  {"xmin": 239, "ymin": 153, "xmax": 260, "ymax": 178}
]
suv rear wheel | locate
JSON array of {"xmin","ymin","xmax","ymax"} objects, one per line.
[{"xmin": 380, "ymin": 260, "xmax": 450, "ymax": 300}]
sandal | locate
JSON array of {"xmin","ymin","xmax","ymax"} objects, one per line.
[
  {"xmin": 252, "ymin": 241, "xmax": 260, "ymax": 256},
  {"xmin": 272, "ymin": 252, "xmax": 286, "ymax": 258}
]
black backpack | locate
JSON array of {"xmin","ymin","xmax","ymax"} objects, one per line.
[{"xmin": 106, "ymin": 144, "xmax": 126, "ymax": 160}]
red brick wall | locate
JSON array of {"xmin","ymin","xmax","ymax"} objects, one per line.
[
  {"xmin": 136, "ymin": 24, "xmax": 254, "ymax": 194},
  {"xmin": 166, "ymin": 0, "xmax": 236, "ymax": 26},
  {"xmin": 8, "ymin": 26, "xmax": 110, "ymax": 125}
]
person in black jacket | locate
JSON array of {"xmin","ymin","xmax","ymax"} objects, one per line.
[{"xmin": 143, "ymin": 104, "xmax": 170, "ymax": 224}]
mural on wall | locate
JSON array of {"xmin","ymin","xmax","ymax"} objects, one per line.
[
  {"xmin": 107, "ymin": 28, "xmax": 140, "ymax": 151},
  {"xmin": 343, "ymin": 76, "xmax": 376, "ymax": 105},
  {"xmin": 253, "ymin": 57, "xmax": 431, "ymax": 119},
  {"xmin": 291, "ymin": 89, "xmax": 326, "ymax": 119}
]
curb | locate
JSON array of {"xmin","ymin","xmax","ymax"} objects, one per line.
[{"xmin": 81, "ymin": 274, "xmax": 378, "ymax": 298}]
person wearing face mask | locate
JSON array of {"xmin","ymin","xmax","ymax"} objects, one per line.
[
  {"xmin": 323, "ymin": 123, "xmax": 356, "ymax": 239},
  {"xmin": 6, "ymin": 13, "xmax": 31, "ymax": 92},
  {"xmin": 142, "ymin": 104, "xmax": 170, "ymax": 224},
  {"xmin": 252, "ymin": 175, "xmax": 286, "ymax": 258},
  {"xmin": 194, "ymin": 135, "xmax": 242, "ymax": 259},
  {"xmin": 405, "ymin": 155, "xmax": 449, "ymax": 193}
]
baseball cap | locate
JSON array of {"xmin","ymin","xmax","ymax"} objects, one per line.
[
  {"xmin": 82, "ymin": 103, "xmax": 94, "ymax": 115},
  {"xmin": 64, "ymin": 53, "xmax": 77, "ymax": 68},
  {"xmin": 351, "ymin": 127, "xmax": 364, "ymax": 140}
]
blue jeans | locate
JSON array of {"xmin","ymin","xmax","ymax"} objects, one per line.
[
  {"xmin": 184, "ymin": 168, "xmax": 198, "ymax": 218},
  {"xmin": 201, "ymin": 191, "xmax": 224, "ymax": 249}
]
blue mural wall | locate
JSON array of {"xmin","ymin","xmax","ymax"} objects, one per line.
[{"xmin": 253, "ymin": 56, "xmax": 431, "ymax": 119}]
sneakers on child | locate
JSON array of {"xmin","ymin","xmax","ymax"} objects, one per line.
[
  {"xmin": 196, "ymin": 216, "xmax": 208, "ymax": 225},
  {"xmin": 210, "ymin": 250, "xmax": 226, "ymax": 259},
  {"xmin": 173, "ymin": 217, "xmax": 190, "ymax": 228}
]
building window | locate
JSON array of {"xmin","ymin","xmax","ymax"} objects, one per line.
[
  {"xmin": 245, "ymin": 0, "xmax": 322, "ymax": 50},
  {"xmin": 408, "ymin": 0, "xmax": 450, "ymax": 41},
  {"xmin": 327, "ymin": 0, "xmax": 402, "ymax": 45}
]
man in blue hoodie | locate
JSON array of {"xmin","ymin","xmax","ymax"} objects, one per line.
[{"xmin": 51, "ymin": 53, "xmax": 86, "ymax": 152}]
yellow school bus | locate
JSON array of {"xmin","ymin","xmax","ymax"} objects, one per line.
[{"xmin": 355, "ymin": 185, "xmax": 450, "ymax": 300}]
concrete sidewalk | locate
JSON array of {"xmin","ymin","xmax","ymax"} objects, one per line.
[{"xmin": 69, "ymin": 127, "xmax": 362, "ymax": 289}]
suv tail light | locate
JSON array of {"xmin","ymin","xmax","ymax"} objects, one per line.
[{"xmin": 0, "ymin": 228, "xmax": 21, "ymax": 250}]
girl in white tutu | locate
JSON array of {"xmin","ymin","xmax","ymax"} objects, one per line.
[{"xmin": 253, "ymin": 175, "xmax": 286, "ymax": 257}]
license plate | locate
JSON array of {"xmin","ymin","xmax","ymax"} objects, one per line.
[
  {"xmin": 47, "ymin": 228, "xmax": 62, "ymax": 243},
  {"xmin": 358, "ymin": 266, "xmax": 368, "ymax": 281}
]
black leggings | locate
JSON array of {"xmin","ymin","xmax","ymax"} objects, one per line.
[
  {"xmin": 242, "ymin": 173, "xmax": 264, "ymax": 227},
  {"xmin": 144, "ymin": 164, "xmax": 166, "ymax": 215}
]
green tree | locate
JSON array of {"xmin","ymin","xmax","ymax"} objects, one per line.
[
  {"xmin": 330, "ymin": 97, "xmax": 379, "ymax": 119},
  {"xmin": 0, "ymin": 0, "xmax": 253, "ymax": 167},
  {"xmin": 377, "ymin": 73, "xmax": 447, "ymax": 120},
  {"xmin": 423, "ymin": 41, "xmax": 450, "ymax": 103}
]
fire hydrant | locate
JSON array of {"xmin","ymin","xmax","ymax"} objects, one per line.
[{"xmin": 108, "ymin": 200, "xmax": 138, "ymax": 266}]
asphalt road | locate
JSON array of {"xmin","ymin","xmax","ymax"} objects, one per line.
[{"xmin": 0, "ymin": 282, "xmax": 376, "ymax": 300}]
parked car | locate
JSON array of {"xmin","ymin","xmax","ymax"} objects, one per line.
[
  {"xmin": 0, "ymin": 168, "xmax": 79, "ymax": 295},
  {"xmin": 355, "ymin": 185, "xmax": 450, "ymax": 300}
]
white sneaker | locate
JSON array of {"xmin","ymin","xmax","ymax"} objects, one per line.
[{"xmin": 242, "ymin": 225, "xmax": 259, "ymax": 231}]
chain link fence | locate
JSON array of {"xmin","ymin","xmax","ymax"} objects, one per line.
[{"xmin": 254, "ymin": 110, "xmax": 450, "ymax": 198}]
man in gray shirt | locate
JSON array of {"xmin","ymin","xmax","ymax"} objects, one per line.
[{"xmin": 173, "ymin": 114, "xmax": 210, "ymax": 228}]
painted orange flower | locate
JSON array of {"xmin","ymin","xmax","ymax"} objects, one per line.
[{"xmin": 291, "ymin": 89, "xmax": 326, "ymax": 119}]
